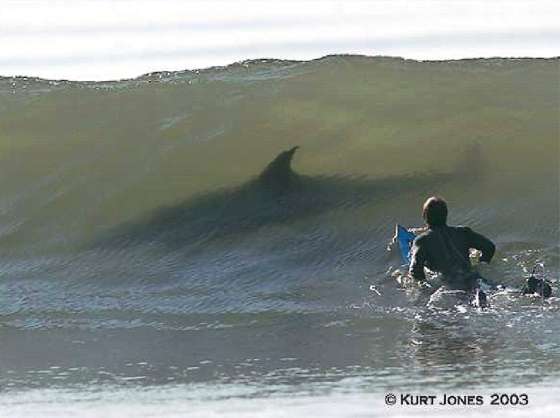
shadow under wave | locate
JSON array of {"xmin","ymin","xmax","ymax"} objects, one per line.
[{"xmin": 93, "ymin": 144, "xmax": 484, "ymax": 251}]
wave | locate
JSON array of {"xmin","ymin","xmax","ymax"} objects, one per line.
[{"xmin": 0, "ymin": 55, "xmax": 557, "ymax": 317}]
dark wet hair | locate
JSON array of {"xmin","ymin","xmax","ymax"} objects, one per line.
[{"xmin": 422, "ymin": 196, "xmax": 448, "ymax": 226}]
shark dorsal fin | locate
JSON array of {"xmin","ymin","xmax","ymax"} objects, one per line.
[{"xmin": 258, "ymin": 146, "xmax": 299, "ymax": 188}]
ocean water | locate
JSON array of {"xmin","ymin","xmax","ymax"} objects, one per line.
[{"xmin": 0, "ymin": 56, "xmax": 558, "ymax": 416}]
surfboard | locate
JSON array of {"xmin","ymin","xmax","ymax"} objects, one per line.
[{"xmin": 396, "ymin": 224, "xmax": 416, "ymax": 266}]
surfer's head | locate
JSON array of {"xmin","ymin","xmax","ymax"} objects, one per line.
[{"xmin": 422, "ymin": 196, "xmax": 448, "ymax": 226}]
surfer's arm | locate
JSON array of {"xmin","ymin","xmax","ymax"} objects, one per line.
[
  {"xmin": 465, "ymin": 227, "xmax": 495, "ymax": 263},
  {"xmin": 408, "ymin": 226, "xmax": 428, "ymax": 235},
  {"xmin": 409, "ymin": 239, "xmax": 426, "ymax": 281}
]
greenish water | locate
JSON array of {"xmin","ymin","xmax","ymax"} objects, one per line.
[{"xmin": 0, "ymin": 56, "xmax": 558, "ymax": 416}]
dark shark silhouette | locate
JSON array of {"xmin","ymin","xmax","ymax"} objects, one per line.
[
  {"xmin": 98, "ymin": 145, "xmax": 482, "ymax": 249},
  {"xmin": 258, "ymin": 146, "xmax": 300, "ymax": 190}
]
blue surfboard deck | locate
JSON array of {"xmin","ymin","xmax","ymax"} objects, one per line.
[{"xmin": 396, "ymin": 224, "xmax": 416, "ymax": 266}]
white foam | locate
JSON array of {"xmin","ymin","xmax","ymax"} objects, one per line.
[{"xmin": 1, "ymin": 383, "xmax": 559, "ymax": 418}]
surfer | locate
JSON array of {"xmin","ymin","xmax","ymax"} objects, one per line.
[{"xmin": 408, "ymin": 196, "xmax": 495, "ymax": 306}]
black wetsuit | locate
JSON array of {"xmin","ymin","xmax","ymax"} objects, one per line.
[{"xmin": 409, "ymin": 225, "xmax": 495, "ymax": 290}]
